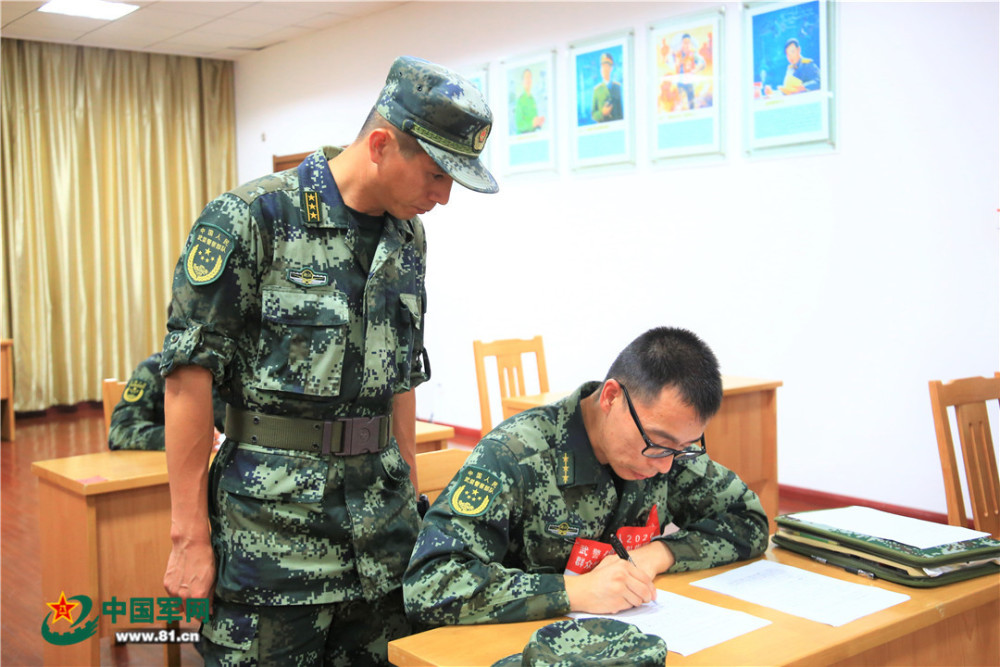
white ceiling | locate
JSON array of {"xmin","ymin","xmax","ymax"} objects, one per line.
[{"xmin": 0, "ymin": 1, "xmax": 408, "ymax": 60}]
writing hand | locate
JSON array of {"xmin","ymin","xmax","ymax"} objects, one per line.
[{"xmin": 565, "ymin": 553, "xmax": 656, "ymax": 614}]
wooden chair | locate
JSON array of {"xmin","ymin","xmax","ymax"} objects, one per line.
[
  {"xmin": 102, "ymin": 378, "xmax": 128, "ymax": 436},
  {"xmin": 416, "ymin": 448, "xmax": 471, "ymax": 503},
  {"xmin": 928, "ymin": 373, "xmax": 1000, "ymax": 537},
  {"xmin": 473, "ymin": 336, "xmax": 549, "ymax": 438}
]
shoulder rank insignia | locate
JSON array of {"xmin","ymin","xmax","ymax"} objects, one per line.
[
  {"xmin": 302, "ymin": 191, "xmax": 322, "ymax": 223},
  {"xmin": 287, "ymin": 267, "xmax": 329, "ymax": 288},
  {"xmin": 185, "ymin": 223, "xmax": 235, "ymax": 286},
  {"xmin": 557, "ymin": 451, "xmax": 574, "ymax": 486},
  {"xmin": 449, "ymin": 465, "xmax": 502, "ymax": 517},
  {"xmin": 122, "ymin": 380, "xmax": 146, "ymax": 403}
]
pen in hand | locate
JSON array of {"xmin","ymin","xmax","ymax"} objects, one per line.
[{"xmin": 609, "ymin": 533, "xmax": 636, "ymax": 568}]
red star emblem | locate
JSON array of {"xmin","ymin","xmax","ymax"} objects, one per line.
[{"xmin": 46, "ymin": 591, "xmax": 79, "ymax": 624}]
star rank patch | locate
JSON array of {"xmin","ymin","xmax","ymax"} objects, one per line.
[
  {"xmin": 122, "ymin": 379, "xmax": 147, "ymax": 403},
  {"xmin": 185, "ymin": 223, "xmax": 235, "ymax": 286},
  {"xmin": 302, "ymin": 191, "xmax": 322, "ymax": 223},
  {"xmin": 449, "ymin": 465, "xmax": 502, "ymax": 517}
]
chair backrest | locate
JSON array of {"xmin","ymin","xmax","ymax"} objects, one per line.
[
  {"xmin": 416, "ymin": 448, "xmax": 471, "ymax": 503},
  {"xmin": 928, "ymin": 373, "xmax": 1000, "ymax": 538},
  {"xmin": 102, "ymin": 378, "xmax": 128, "ymax": 436},
  {"xmin": 473, "ymin": 335, "xmax": 549, "ymax": 437}
]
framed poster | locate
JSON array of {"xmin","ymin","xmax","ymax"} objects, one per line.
[
  {"xmin": 503, "ymin": 52, "xmax": 556, "ymax": 173},
  {"xmin": 649, "ymin": 10, "xmax": 724, "ymax": 159},
  {"xmin": 745, "ymin": 0, "xmax": 835, "ymax": 153},
  {"xmin": 465, "ymin": 64, "xmax": 493, "ymax": 169},
  {"xmin": 569, "ymin": 32, "xmax": 634, "ymax": 168}
]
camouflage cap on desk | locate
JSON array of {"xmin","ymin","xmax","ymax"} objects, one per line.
[
  {"xmin": 376, "ymin": 55, "xmax": 498, "ymax": 194},
  {"xmin": 490, "ymin": 618, "xmax": 668, "ymax": 667}
]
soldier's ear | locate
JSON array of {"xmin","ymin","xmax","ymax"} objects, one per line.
[
  {"xmin": 598, "ymin": 380, "xmax": 621, "ymax": 415},
  {"xmin": 368, "ymin": 128, "xmax": 392, "ymax": 164}
]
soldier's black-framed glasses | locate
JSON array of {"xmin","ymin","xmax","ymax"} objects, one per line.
[{"xmin": 618, "ymin": 383, "xmax": 706, "ymax": 461}]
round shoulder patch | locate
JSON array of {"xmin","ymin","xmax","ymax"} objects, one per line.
[
  {"xmin": 449, "ymin": 465, "xmax": 502, "ymax": 517},
  {"xmin": 185, "ymin": 223, "xmax": 235, "ymax": 286},
  {"xmin": 122, "ymin": 379, "xmax": 146, "ymax": 403}
]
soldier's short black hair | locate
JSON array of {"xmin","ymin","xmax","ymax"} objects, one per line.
[
  {"xmin": 358, "ymin": 107, "xmax": 422, "ymax": 157},
  {"xmin": 605, "ymin": 327, "xmax": 722, "ymax": 422}
]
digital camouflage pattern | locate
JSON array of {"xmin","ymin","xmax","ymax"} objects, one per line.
[
  {"xmin": 491, "ymin": 618, "xmax": 668, "ymax": 667},
  {"xmin": 162, "ymin": 146, "xmax": 428, "ymax": 420},
  {"xmin": 199, "ymin": 577, "xmax": 411, "ymax": 666},
  {"xmin": 161, "ymin": 146, "xmax": 426, "ymax": 609},
  {"xmin": 108, "ymin": 352, "xmax": 226, "ymax": 451},
  {"xmin": 377, "ymin": 55, "xmax": 497, "ymax": 194},
  {"xmin": 404, "ymin": 382, "xmax": 769, "ymax": 626}
]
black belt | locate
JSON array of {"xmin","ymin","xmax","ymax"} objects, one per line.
[{"xmin": 225, "ymin": 407, "xmax": 392, "ymax": 456}]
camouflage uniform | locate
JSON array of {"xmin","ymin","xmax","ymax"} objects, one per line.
[
  {"xmin": 404, "ymin": 382, "xmax": 769, "ymax": 627},
  {"xmin": 108, "ymin": 352, "xmax": 225, "ymax": 451},
  {"xmin": 161, "ymin": 146, "xmax": 429, "ymax": 665}
]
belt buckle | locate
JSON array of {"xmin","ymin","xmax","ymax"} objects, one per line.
[{"xmin": 337, "ymin": 416, "xmax": 382, "ymax": 456}]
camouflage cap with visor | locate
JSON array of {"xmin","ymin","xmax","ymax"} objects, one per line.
[
  {"xmin": 490, "ymin": 618, "xmax": 668, "ymax": 666},
  {"xmin": 376, "ymin": 56, "xmax": 498, "ymax": 194}
]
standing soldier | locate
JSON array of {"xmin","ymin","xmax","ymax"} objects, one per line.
[{"xmin": 160, "ymin": 56, "xmax": 497, "ymax": 665}]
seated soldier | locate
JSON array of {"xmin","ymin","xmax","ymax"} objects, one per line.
[
  {"xmin": 108, "ymin": 351, "xmax": 225, "ymax": 451},
  {"xmin": 403, "ymin": 326, "xmax": 768, "ymax": 625}
]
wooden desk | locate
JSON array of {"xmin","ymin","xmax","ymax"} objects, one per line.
[
  {"xmin": 502, "ymin": 376, "xmax": 783, "ymax": 530},
  {"xmin": 388, "ymin": 545, "xmax": 1000, "ymax": 666},
  {"xmin": 32, "ymin": 451, "xmax": 178, "ymax": 666},
  {"xmin": 1, "ymin": 338, "xmax": 14, "ymax": 440},
  {"xmin": 416, "ymin": 420, "xmax": 455, "ymax": 453}
]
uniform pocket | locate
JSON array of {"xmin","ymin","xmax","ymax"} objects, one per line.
[
  {"xmin": 218, "ymin": 444, "xmax": 328, "ymax": 503},
  {"xmin": 253, "ymin": 286, "xmax": 348, "ymax": 397},
  {"xmin": 201, "ymin": 604, "xmax": 258, "ymax": 652},
  {"xmin": 379, "ymin": 441, "xmax": 411, "ymax": 484}
]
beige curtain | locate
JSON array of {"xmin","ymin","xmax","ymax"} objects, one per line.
[{"xmin": 1, "ymin": 39, "xmax": 236, "ymax": 411}]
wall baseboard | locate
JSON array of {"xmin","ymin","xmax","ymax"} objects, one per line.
[{"xmin": 779, "ymin": 484, "xmax": 955, "ymax": 525}]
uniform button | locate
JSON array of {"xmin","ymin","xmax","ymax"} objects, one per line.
[
  {"xmin": 253, "ymin": 416, "xmax": 260, "ymax": 425},
  {"xmin": 251, "ymin": 435, "xmax": 258, "ymax": 443}
]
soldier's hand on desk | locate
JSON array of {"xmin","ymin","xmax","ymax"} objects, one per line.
[
  {"xmin": 164, "ymin": 538, "xmax": 216, "ymax": 604},
  {"xmin": 564, "ymin": 553, "xmax": 656, "ymax": 614}
]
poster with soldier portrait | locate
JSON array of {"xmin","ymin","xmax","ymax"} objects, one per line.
[
  {"xmin": 746, "ymin": 0, "xmax": 835, "ymax": 152},
  {"xmin": 503, "ymin": 51, "xmax": 556, "ymax": 174},
  {"xmin": 569, "ymin": 32, "xmax": 634, "ymax": 169},
  {"xmin": 464, "ymin": 64, "xmax": 493, "ymax": 170},
  {"xmin": 649, "ymin": 11, "xmax": 723, "ymax": 160}
]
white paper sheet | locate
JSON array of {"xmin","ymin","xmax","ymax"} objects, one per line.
[
  {"xmin": 788, "ymin": 506, "xmax": 989, "ymax": 549},
  {"xmin": 691, "ymin": 560, "xmax": 910, "ymax": 627},
  {"xmin": 570, "ymin": 589, "xmax": 770, "ymax": 656}
]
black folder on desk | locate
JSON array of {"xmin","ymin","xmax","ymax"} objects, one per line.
[{"xmin": 773, "ymin": 509, "xmax": 1000, "ymax": 587}]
